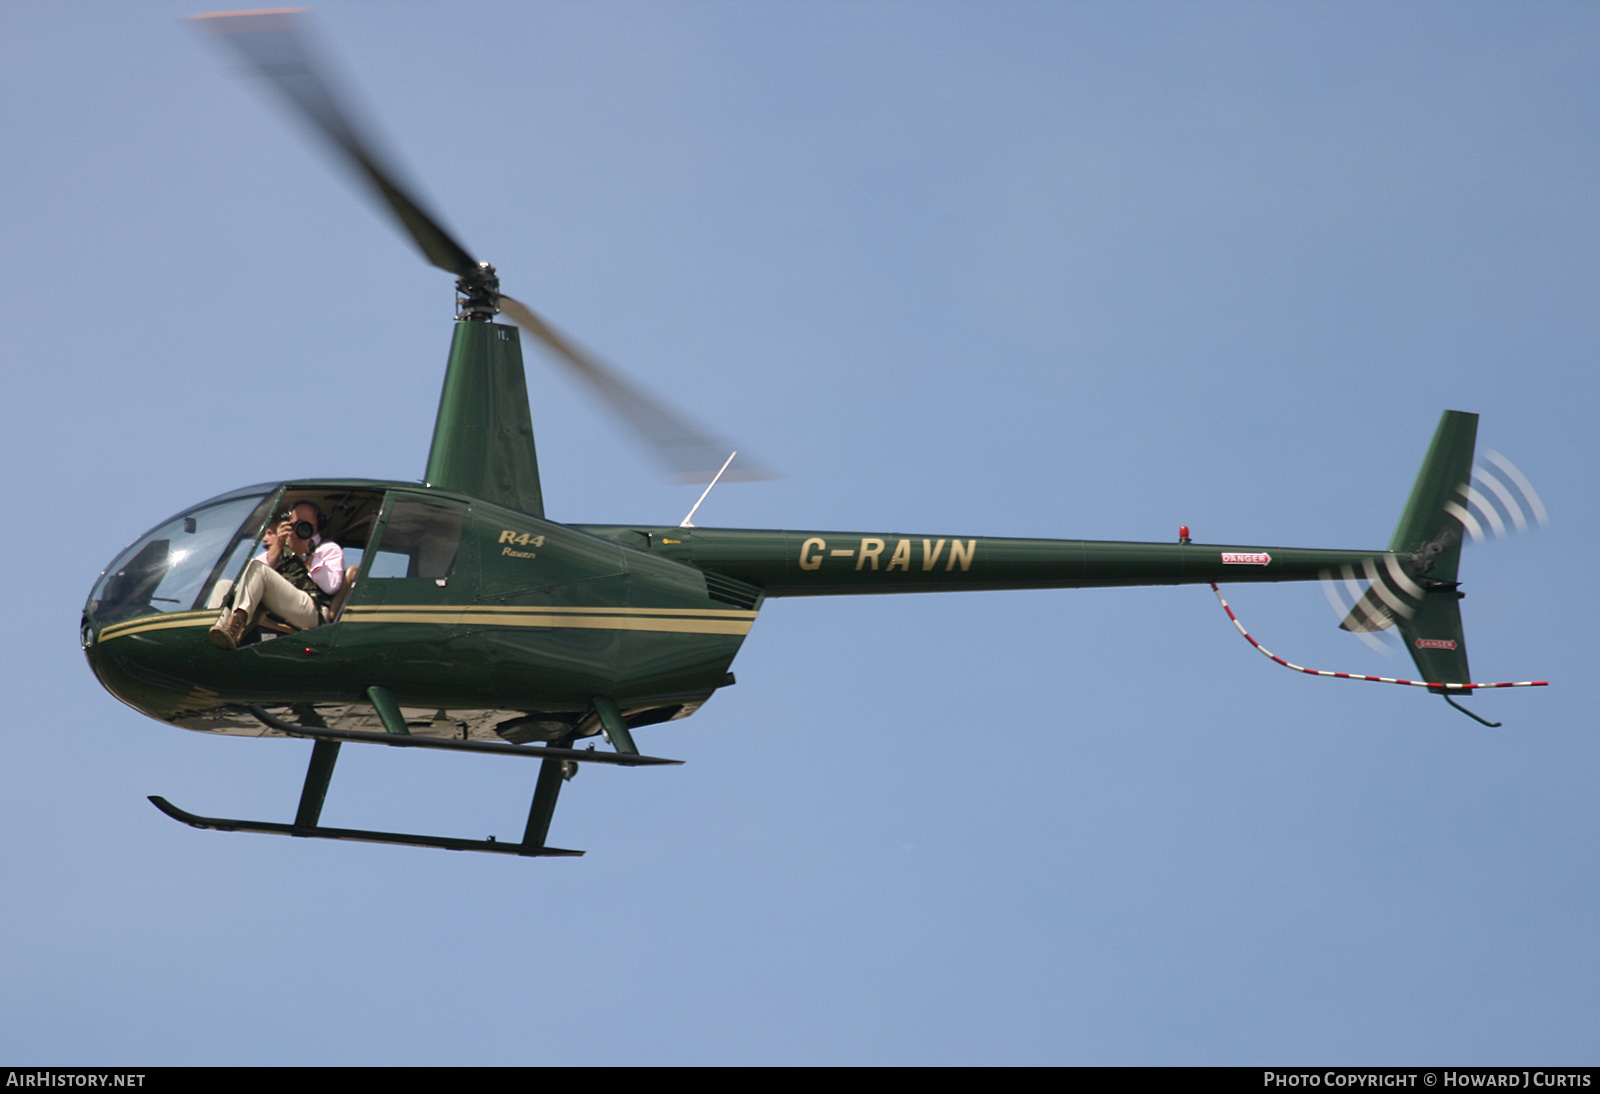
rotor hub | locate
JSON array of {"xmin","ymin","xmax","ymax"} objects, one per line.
[{"xmin": 455, "ymin": 262, "xmax": 501, "ymax": 322}]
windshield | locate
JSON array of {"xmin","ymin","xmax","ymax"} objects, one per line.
[{"xmin": 88, "ymin": 492, "xmax": 276, "ymax": 624}]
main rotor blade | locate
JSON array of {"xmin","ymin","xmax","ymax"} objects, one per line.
[
  {"xmin": 191, "ymin": 9, "xmax": 478, "ymax": 278},
  {"xmin": 499, "ymin": 295, "xmax": 776, "ymax": 484},
  {"xmin": 195, "ymin": 11, "xmax": 773, "ymax": 486}
]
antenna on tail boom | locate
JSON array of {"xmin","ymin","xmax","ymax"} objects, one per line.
[{"xmin": 680, "ymin": 452, "xmax": 738, "ymax": 528}]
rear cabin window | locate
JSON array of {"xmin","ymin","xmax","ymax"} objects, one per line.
[{"xmin": 368, "ymin": 498, "xmax": 464, "ymax": 580}]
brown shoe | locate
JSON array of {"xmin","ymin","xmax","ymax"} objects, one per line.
[{"xmin": 208, "ymin": 610, "xmax": 249, "ymax": 651}]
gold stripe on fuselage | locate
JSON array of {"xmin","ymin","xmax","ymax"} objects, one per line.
[
  {"xmin": 343, "ymin": 609, "xmax": 753, "ymax": 636},
  {"xmin": 341, "ymin": 604, "xmax": 758, "ymax": 619},
  {"xmin": 96, "ymin": 611, "xmax": 215, "ymax": 642},
  {"xmin": 96, "ymin": 605, "xmax": 757, "ymax": 641}
]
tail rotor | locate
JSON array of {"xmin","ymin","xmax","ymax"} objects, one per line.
[
  {"xmin": 1449, "ymin": 449, "xmax": 1549, "ymax": 544},
  {"xmin": 1321, "ymin": 439, "xmax": 1547, "ymax": 657}
]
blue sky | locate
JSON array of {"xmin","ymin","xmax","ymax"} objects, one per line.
[{"xmin": 3, "ymin": 1, "xmax": 1596, "ymax": 1064}]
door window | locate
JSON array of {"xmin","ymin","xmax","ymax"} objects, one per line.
[{"xmin": 368, "ymin": 497, "xmax": 464, "ymax": 580}]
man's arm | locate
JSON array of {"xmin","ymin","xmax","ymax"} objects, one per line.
[{"xmin": 307, "ymin": 541, "xmax": 346, "ymax": 595}]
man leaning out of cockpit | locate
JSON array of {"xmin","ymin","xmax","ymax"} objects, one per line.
[{"xmin": 209, "ymin": 501, "xmax": 344, "ymax": 650}]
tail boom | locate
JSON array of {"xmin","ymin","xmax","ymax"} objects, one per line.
[{"xmin": 577, "ymin": 525, "xmax": 1394, "ymax": 598}]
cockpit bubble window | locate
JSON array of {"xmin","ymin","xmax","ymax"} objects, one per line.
[
  {"xmin": 89, "ymin": 492, "xmax": 276, "ymax": 624},
  {"xmin": 367, "ymin": 497, "xmax": 464, "ymax": 580}
]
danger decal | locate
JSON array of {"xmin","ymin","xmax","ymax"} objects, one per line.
[{"xmin": 1221, "ymin": 551, "xmax": 1271, "ymax": 566}]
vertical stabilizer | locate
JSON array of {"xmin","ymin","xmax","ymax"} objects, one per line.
[
  {"xmin": 1389, "ymin": 410, "xmax": 1478, "ymax": 579},
  {"xmin": 425, "ymin": 322, "xmax": 544, "ymax": 517},
  {"xmin": 1390, "ymin": 410, "xmax": 1478, "ymax": 693}
]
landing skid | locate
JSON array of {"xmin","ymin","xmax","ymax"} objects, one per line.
[
  {"xmin": 149, "ymin": 795, "xmax": 583, "ymax": 856},
  {"xmin": 151, "ymin": 690, "xmax": 676, "ymax": 857}
]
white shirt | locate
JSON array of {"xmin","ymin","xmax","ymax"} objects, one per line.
[{"xmin": 256, "ymin": 536, "xmax": 346, "ymax": 596}]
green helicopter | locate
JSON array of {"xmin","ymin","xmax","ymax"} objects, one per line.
[{"xmin": 82, "ymin": 11, "xmax": 1535, "ymax": 859}]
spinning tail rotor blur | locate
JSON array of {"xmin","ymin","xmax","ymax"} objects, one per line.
[{"xmin": 1319, "ymin": 447, "xmax": 1547, "ymax": 651}]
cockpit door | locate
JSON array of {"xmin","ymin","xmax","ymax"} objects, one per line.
[
  {"xmin": 357, "ymin": 494, "xmax": 471, "ymax": 599},
  {"xmin": 331, "ymin": 492, "xmax": 487, "ymax": 696}
]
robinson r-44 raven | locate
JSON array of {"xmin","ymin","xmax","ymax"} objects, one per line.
[{"xmin": 82, "ymin": 11, "xmax": 1545, "ymax": 858}]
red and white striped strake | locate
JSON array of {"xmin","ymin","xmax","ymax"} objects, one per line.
[{"xmin": 1210, "ymin": 584, "xmax": 1547, "ymax": 691}]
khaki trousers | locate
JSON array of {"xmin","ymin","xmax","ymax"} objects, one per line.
[{"xmin": 222, "ymin": 558, "xmax": 321, "ymax": 631}]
